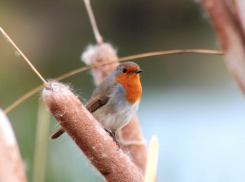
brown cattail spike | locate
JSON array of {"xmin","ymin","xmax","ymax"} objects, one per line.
[
  {"xmin": 42, "ymin": 82, "xmax": 144, "ymax": 182},
  {"xmin": 0, "ymin": 109, "xmax": 27, "ymax": 182}
]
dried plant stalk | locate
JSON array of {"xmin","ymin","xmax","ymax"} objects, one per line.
[
  {"xmin": 32, "ymin": 101, "xmax": 50, "ymax": 182},
  {"xmin": 119, "ymin": 116, "xmax": 148, "ymax": 172},
  {"xmin": 4, "ymin": 49, "xmax": 222, "ymax": 114},
  {"xmin": 0, "ymin": 27, "xmax": 48, "ymax": 86},
  {"xmin": 81, "ymin": 43, "xmax": 148, "ymax": 172},
  {"xmin": 234, "ymin": 0, "xmax": 245, "ymax": 38},
  {"xmin": 144, "ymin": 136, "xmax": 159, "ymax": 182},
  {"xmin": 42, "ymin": 82, "xmax": 144, "ymax": 182},
  {"xmin": 0, "ymin": 109, "xmax": 27, "ymax": 182},
  {"xmin": 201, "ymin": 0, "xmax": 245, "ymax": 94}
]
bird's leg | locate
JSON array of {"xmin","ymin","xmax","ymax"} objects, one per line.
[
  {"xmin": 105, "ymin": 129, "xmax": 121, "ymax": 150},
  {"xmin": 111, "ymin": 132, "xmax": 121, "ymax": 150}
]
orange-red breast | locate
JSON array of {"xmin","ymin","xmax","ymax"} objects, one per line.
[{"xmin": 50, "ymin": 62, "xmax": 143, "ymax": 148}]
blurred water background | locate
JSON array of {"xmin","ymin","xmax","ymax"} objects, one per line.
[{"xmin": 1, "ymin": 0, "xmax": 245, "ymax": 181}]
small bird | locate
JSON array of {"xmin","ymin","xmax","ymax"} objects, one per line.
[{"xmin": 50, "ymin": 62, "xmax": 143, "ymax": 148}]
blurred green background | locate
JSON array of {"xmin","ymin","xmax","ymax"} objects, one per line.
[{"xmin": 1, "ymin": 0, "xmax": 245, "ymax": 182}]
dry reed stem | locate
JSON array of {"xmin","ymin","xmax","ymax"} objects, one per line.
[
  {"xmin": 0, "ymin": 27, "xmax": 48, "ymax": 86},
  {"xmin": 201, "ymin": 0, "xmax": 245, "ymax": 94},
  {"xmin": 234, "ymin": 0, "xmax": 245, "ymax": 38},
  {"xmin": 42, "ymin": 82, "xmax": 144, "ymax": 182},
  {"xmin": 0, "ymin": 109, "xmax": 27, "ymax": 182},
  {"xmin": 119, "ymin": 116, "xmax": 148, "ymax": 172},
  {"xmin": 32, "ymin": 101, "xmax": 50, "ymax": 182},
  {"xmin": 83, "ymin": 0, "xmax": 103, "ymax": 45},
  {"xmin": 4, "ymin": 49, "xmax": 222, "ymax": 114},
  {"xmin": 144, "ymin": 136, "xmax": 159, "ymax": 182}
]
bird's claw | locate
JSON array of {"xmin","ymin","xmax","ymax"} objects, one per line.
[{"xmin": 105, "ymin": 129, "xmax": 121, "ymax": 150}]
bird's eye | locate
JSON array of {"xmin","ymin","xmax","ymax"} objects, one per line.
[{"xmin": 122, "ymin": 68, "xmax": 127, "ymax": 73}]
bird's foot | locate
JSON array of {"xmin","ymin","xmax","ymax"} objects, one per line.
[{"xmin": 105, "ymin": 129, "xmax": 121, "ymax": 150}]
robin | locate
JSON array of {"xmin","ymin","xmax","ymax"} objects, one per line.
[{"xmin": 50, "ymin": 62, "xmax": 143, "ymax": 148}]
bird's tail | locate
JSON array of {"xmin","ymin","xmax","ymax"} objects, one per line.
[{"xmin": 49, "ymin": 128, "xmax": 65, "ymax": 139}]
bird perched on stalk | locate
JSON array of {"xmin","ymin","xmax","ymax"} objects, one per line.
[{"xmin": 50, "ymin": 62, "xmax": 143, "ymax": 149}]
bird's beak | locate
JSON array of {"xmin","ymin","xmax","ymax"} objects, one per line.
[{"xmin": 134, "ymin": 69, "xmax": 143, "ymax": 74}]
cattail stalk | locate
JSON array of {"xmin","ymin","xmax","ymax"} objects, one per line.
[
  {"xmin": 201, "ymin": 0, "xmax": 245, "ymax": 94},
  {"xmin": 0, "ymin": 109, "xmax": 27, "ymax": 182},
  {"xmin": 32, "ymin": 101, "xmax": 50, "ymax": 182},
  {"xmin": 42, "ymin": 82, "xmax": 144, "ymax": 182}
]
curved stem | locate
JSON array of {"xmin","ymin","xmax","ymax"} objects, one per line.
[
  {"xmin": 0, "ymin": 27, "xmax": 48, "ymax": 86},
  {"xmin": 4, "ymin": 49, "xmax": 223, "ymax": 114}
]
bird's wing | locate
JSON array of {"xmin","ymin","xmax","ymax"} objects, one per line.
[
  {"xmin": 85, "ymin": 95, "xmax": 109, "ymax": 113},
  {"xmin": 85, "ymin": 77, "xmax": 117, "ymax": 113}
]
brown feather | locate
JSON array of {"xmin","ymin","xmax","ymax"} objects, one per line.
[{"xmin": 85, "ymin": 96, "xmax": 109, "ymax": 112}]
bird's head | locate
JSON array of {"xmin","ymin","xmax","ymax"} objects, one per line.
[{"xmin": 114, "ymin": 62, "xmax": 143, "ymax": 104}]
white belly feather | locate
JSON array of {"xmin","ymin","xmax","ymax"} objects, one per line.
[{"xmin": 92, "ymin": 100, "xmax": 139, "ymax": 132}]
